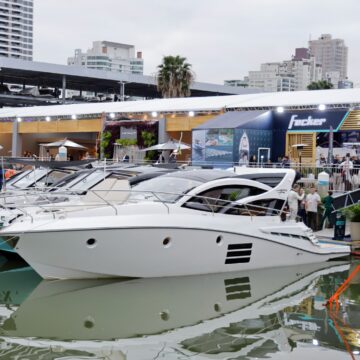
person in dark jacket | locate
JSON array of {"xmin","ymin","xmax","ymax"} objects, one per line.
[{"xmin": 321, "ymin": 191, "xmax": 334, "ymax": 229}]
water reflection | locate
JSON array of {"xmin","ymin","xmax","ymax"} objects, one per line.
[{"xmin": 0, "ymin": 261, "xmax": 358, "ymax": 360}]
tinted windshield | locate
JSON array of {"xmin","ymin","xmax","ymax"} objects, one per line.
[
  {"xmin": 36, "ymin": 170, "xmax": 73, "ymax": 187},
  {"xmin": 54, "ymin": 171, "xmax": 110, "ymax": 193},
  {"xmin": 8, "ymin": 169, "xmax": 48, "ymax": 189},
  {"xmin": 130, "ymin": 176, "xmax": 202, "ymax": 203}
]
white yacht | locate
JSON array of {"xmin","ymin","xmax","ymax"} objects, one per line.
[{"xmin": 0, "ymin": 169, "xmax": 350, "ymax": 279}]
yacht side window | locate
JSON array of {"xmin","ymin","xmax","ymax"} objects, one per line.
[
  {"xmin": 225, "ymin": 199, "xmax": 285, "ymax": 216},
  {"xmin": 183, "ymin": 186, "xmax": 266, "ymax": 213}
]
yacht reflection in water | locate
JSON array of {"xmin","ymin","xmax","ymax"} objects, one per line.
[{"xmin": 0, "ymin": 262, "xmax": 358, "ymax": 359}]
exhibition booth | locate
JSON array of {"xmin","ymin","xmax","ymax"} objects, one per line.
[{"xmin": 192, "ymin": 109, "xmax": 358, "ymax": 165}]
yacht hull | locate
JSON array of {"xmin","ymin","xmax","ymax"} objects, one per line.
[{"xmin": 14, "ymin": 226, "xmax": 349, "ymax": 279}]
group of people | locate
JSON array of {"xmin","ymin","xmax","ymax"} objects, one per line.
[
  {"xmin": 23, "ymin": 151, "xmax": 35, "ymax": 158},
  {"xmin": 287, "ymin": 184, "xmax": 333, "ymax": 231},
  {"xmin": 156, "ymin": 150, "xmax": 178, "ymax": 164},
  {"xmin": 327, "ymin": 153, "xmax": 360, "ymax": 191},
  {"xmin": 240, "ymin": 155, "xmax": 291, "ymax": 168}
]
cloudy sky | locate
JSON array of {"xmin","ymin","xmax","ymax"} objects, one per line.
[{"xmin": 34, "ymin": 0, "xmax": 360, "ymax": 85}]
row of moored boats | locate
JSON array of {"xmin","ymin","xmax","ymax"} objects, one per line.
[{"xmin": 0, "ymin": 163, "xmax": 350, "ymax": 279}]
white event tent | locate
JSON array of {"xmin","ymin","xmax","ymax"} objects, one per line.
[{"xmin": 0, "ymin": 88, "xmax": 359, "ymax": 120}]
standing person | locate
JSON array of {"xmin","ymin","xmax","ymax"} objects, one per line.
[
  {"xmin": 249, "ymin": 155, "xmax": 257, "ymax": 167},
  {"xmin": 306, "ymin": 186, "xmax": 321, "ymax": 231},
  {"xmin": 169, "ymin": 150, "xmax": 177, "ymax": 163},
  {"xmin": 316, "ymin": 153, "xmax": 327, "ymax": 168},
  {"xmin": 339, "ymin": 153, "xmax": 353, "ymax": 191},
  {"xmin": 298, "ymin": 197, "xmax": 307, "ymax": 225},
  {"xmin": 287, "ymin": 184, "xmax": 304, "ymax": 221},
  {"xmin": 321, "ymin": 191, "xmax": 334, "ymax": 229},
  {"xmin": 352, "ymin": 155, "xmax": 360, "ymax": 189},
  {"xmin": 281, "ymin": 156, "xmax": 290, "ymax": 168},
  {"xmin": 156, "ymin": 151, "xmax": 165, "ymax": 164}
]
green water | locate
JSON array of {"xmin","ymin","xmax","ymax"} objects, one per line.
[{"xmin": 0, "ymin": 259, "xmax": 358, "ymax": 360}]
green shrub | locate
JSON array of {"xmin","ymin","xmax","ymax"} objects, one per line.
[
  {"xmin": 100, "ymin": 131, "xmax": 112, "ymax": 159},
  {"xmin": 342, "ymin": 204, "xmax": 360, "ymax": 222},
  {"xmin": 115, "ymin": 138, "xmax": 137, "ymax": 147},
  {"xmin": 141, "ymin": 130, "xmax": 157, "ymax": 161}
]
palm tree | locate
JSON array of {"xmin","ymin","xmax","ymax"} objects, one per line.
[
  {"xmin": 307, "ymin": 80, "xmax": 334, "ymax": 90},
  {"xmin": 156, "ymin": 55, "xmax": 195, "ymax": 98}
]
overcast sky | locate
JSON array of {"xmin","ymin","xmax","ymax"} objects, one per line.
[{"xmin": 34, "ymin": 0, "xmax": 360, "ymax": 85}]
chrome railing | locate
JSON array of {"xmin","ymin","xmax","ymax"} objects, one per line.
[{"xmin": 0, "ymin": 188, "xmax": 288, "ymax": 224}]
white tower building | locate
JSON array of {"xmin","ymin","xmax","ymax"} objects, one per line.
[
  {"xmin": 309, "ymin": 34, "xmax": 348, "ymax": 86},
  {"xmin": 68, "ymin": 41, "xmax": 144, "ymax": 75},
  {"xmin": 0, "ymin": 0, "xmax": 33, "ymax": 60}
]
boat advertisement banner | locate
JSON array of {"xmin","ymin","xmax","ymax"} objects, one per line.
[
  {"xmin": 234, "ymin": 129, "xmax": 272, "ymax": 163},
  {"xmin": 274, "ymin": 110, "xmax": 348, "ymax": 132},
  {"xmin": 192, "ymin": 129, "xmax": 234, "ymax": 164},
  {"xmin": 238, "ymin": 131, "xmax": 250, "ymax": 164},
  {"xmin": 205, "ymin": 129, "xmax": 233, "ymax": 163},
  {"xmin": 192, "ymin": 128, "xmax": 273, "ymax": 165},
  {"xmin": 192, "ymin": 130, "xmax": 206, "ymax": 161}
]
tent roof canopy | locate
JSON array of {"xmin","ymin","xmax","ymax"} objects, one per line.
[
  {"xmin": 0, "ymin": 88, "xmax": 359, "ymax": 119},
  {"xmin": 194, "ymin": 110, "xmax": 272, "ymax": 130},
  {"xmin": 40, "ymin": 139, "xmax": 87, "ymax": 149},
  {"xmin": 142, "ymin": 140, "xmax": 191, "ymax": 151}
]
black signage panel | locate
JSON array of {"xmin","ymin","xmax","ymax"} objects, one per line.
[{"xmin": 274, "ymin": 110, "xmax": 348, "ymax": 132}]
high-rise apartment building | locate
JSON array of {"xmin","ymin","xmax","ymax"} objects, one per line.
[
  {"xmin": 68, "ymin": 41, "xmax": 144, "ymax": 75},
  {"xmin": 309, "ymin": 34, "xmax": 348, "ymax": 86},
  {"xmin": 0, "ymin": 0, "xmax": 33, "ymax": 60},
  {"xmin": 245, "ymin": 49, "xmax": 322, "ymax": 92}
]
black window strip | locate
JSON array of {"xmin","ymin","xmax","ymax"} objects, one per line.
[
  {"xmin": 226, "ymin": 250, "xmax": 252, "ymax": 257},
  {"xmin": 224, "ymin": 277, "xmax": 250, "ymax": 286},
  {"xmin": 226, "ymin": 292, "xmax": 251, "ymax": 300},
  {"xmin": 225, "ymin": 257, "xmax": 251, "ymax": 264},
  {"xmin": 225, "ymin": 284, "xmax": 251, "ymax": 293},
  {"xmin": 227, "ymin": 243, "xmax": 253, "ymax": 250}
]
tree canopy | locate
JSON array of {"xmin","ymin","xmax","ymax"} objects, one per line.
[
  {"xmin": 307, "ymin": 80, "xmax": 334, "ymax": 90},
  {"xmin": 157, "ymin": 55, "xmax": 195, "ymax": 98}
]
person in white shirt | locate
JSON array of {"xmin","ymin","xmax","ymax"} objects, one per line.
[
  {"xmin": 339, "ymin": 154, "xmax": 353, "ymax": 191},
  {"xmin": 287, "ymin": 184, "xmax": 304, "ymax": 221},
  {"xmin": 306, "ymin": 187, "xmax": 321, "ymax": 231}
]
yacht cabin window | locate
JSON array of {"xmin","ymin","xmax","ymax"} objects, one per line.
[
  {"xmin": 9, "ymin": 169, "xmax": 49, "ymax": 189},
  {"xmin": 36, "ymin": 170, "xmax": 73, "ymax": 187},
  {"xmin": 182, "ymin": 186, "xmax": 266, "ymax": 213},
  {"xmin": 224, "ymin": 199, "xmax": 285, "ymax": 216},
  {"xmin": 53, "ymin": 171, "xmax": 112, "ymax": 194},
  {"xmin": 130, "ymin": 176, "xmax": 202, "ymax": 203}
]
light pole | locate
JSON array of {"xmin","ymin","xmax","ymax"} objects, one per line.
[{"xmin": 119, "ymin": 81, "xmax": 126, "ymax": 102}]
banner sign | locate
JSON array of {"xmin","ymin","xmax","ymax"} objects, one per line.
[{"xmin": 274, "ymin": 110, "xmax": 348, "ymax": 132}]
